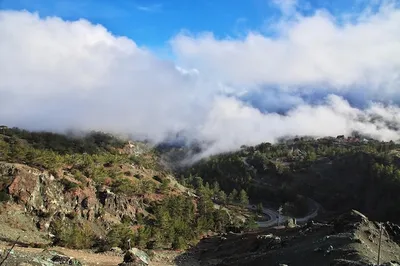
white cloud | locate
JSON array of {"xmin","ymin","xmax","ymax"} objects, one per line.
[
  {"xmin": 195, "ymin": 95, "xmax": 400, "ymax": 157},
  {"xmin": 0, "ymin": 11, "xmax": 211, "ymax": 141},
  {"xmin": 1, "ymin": 6, "xmax": 400, "ymax": 158},
  {"xmin": 171, "ymin": 4, "xmax": 400, "ymax": 100},
  {"xmin": 136, "ymin": 4, "xmax": 163, "ymax": 13}
]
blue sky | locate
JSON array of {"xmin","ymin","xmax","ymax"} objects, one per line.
[{"xmin": 0, "ymin": 0, "xmax": 380, "ymax": 49}]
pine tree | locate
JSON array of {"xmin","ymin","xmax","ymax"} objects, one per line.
[
  {"xmin": 194, "ymin": 176, "xmax": 204, "ymax": 195},
  {"xmin": 239, "ymin": 189, "xmax": 249, "ymax": 207},
  {"xmin": 217, "ymin": 190, "xmax": 227, "ymax": 205},
  {"xmin": 212, "ymin": 181, "xmax": 220, "ymax": 195},
  {"xmin": 244, "ymin": 215, "xmax": 258, "ymax": 229},
  {"xmin": 228, "ymin": 189, "xmax": 238, "ymax": 204},
  {"xmin": 256, "ymin": 202, "xmax": 263, "ymax": 214}
]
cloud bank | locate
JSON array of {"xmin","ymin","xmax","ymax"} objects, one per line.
[{"xmin": 1, "ymin": 2, "xmax": 400, "ymax": 156}]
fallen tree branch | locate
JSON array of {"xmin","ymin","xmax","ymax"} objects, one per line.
[{"xmin": 0, "ymin": 236, "xmax": 20, "ymax": 266}]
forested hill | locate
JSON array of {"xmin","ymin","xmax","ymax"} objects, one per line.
[
  {"xmin": 0, "ymin": 126, "xmax": 248, "ymax": 252},
  {"xmin": 179, "ymin": 136, "xmax": 400, "ymax": 223}
]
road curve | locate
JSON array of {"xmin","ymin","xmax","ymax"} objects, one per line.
[{"xmin": 250, "ymin": 199, "xmax": 320, "ymax": 228}]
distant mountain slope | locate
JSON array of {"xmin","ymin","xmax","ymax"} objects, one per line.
[{"xmin": 180, "ymin": 136, "xmax": 400, "ymax": 224}]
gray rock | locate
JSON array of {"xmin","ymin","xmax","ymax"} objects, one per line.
[
  {"xmin": 51, "ymin": 254, "xmax": 73, "ymax": 264},
  {"xmin": 380, "ymin": 262, "xmax": 400, "ymax": 266},
  {"xmin": 119, "ymin": 248, "xmax": 150, "ymax": 266},
  {"xmin": 285, "ymin": 218, "xmax": 297, "ymax": 228},
  {"xmin": 110, "ymin": 246, "xmax": 123, "ymax": 254}
]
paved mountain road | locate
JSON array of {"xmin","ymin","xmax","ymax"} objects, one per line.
[{"xmin": 251, "ymin": 199, "xmax": 320, "ymax": 228}]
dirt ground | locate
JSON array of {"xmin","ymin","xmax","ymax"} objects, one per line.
[
  {"xmin": 0, "ymin": 242, "xmax": 198, "ymax": 266},
  {"xmin": 0, "ymin": 243, "xmax": 121, "ymax": 266}
]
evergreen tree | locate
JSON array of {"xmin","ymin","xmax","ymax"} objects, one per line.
[
  {"xmin": 228, "ymin": 189, "xmax": 238, "ymax": 204},
  {"xmin": 244, "ymin": 215, "xmax": 258, "ymax": 229},
  {"xmin": 256, "ymin": 202, "xmax": 263, "ymax": 214},
  {"xmin": 239, "ymin": 189, "xmax": 249, "ymax": 207},
  {"xmin": 194, "ymin": 176, "xmax": 204, "ymax": 195},
  {"xmin": 212, "ymin": 181, "xmax": 220, "ymax": 195},
  {"xmin": 217, "ymin": 190, "xmax": 227, "ymax": 205}
]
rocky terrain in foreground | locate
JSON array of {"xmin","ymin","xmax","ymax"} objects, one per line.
[
  {"xmin": 1, "ymin": 209, "xmax": 400, "ymax": 265},
  {"xmin": 176, "ymin": 210, "xmax": 400, "ymax": 266}
]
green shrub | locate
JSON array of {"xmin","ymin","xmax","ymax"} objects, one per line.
[
  {"xmin": 105, "ymin": 224, "xmax": 136, "ymax": 251},
  {"xmin": 111, "ymin": 178, "xmax": 137, "ymax": 196},
  {"xmin": 135, "ymin": 226, "xmax": 151, "ymax": 249},
  {"xmin": 0, "ymin": 190, "xmax": 10, "ymax": 202},
  {"xmin": 121, "ymin": 214, "xmax": 133, "ymax": 225},
  {"xmin": 172, "ymin": 236, "xmax": 186, "ymax": 250},
  {"xmin": 51, "ymin": 220, "xmax": 95, "ymax": 249},
  {"xmin": 160, "ymin": 179, "xmax": 170, "ymax": 193},
  {"xmin": 73, "ymin": 171, "xmax": 87, "ymax": 184},
  {"xmin": 140, "ymin": 180, "xmax": 156, "ymax": 194},
  {"xmin": 136, "ymin": 212, "xmax": 144, "ymax": 225},
  {"xmin": 59, "ymin": 178, "xmax": 79, "ymax": 191},
  {"xmin": 124, "ymin": 171, "xmax": 132, "ymax": 176}
]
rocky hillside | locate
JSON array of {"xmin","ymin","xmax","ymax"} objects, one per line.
[
  {"xmin": 0, "ymin": 127, "xmax": 245, "ymax": 254},
  {"xmin": 0, "ymin": 161, "xmax": 143, "ymax": 247},
  {"xmin": 177, "ymin": 210, "xmax": 400, "ymax": 265}
]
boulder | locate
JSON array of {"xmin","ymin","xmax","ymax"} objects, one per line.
[
  {"xmin": 256, "ymin": 234, "xmax": 282, "ymax": 250},
  {"xmin": 285, "ymin": 218, "xmax": 297, "ymax": 228},
  {"xmin": 48, "ymin": 252, "xmax": 82, "ymax": 265},
  {"xmin": 334, "ymin": 210, "xmax": 368, "ymax": 233},
  {"xmin": 119, "ymin": 248, "xmax": 150, "ymax": 266},
  {"xmin": 51, "ymin": 254, "xmax": 73, "ymax": 264},
  {"xmin": 383, "ymin": 222, "xmax": 400, "ymax": 245}
]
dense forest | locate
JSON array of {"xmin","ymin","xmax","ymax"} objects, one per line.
[{"xmin": 180, "ymin": 136, "xmax": 400, "ymax": 223}]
